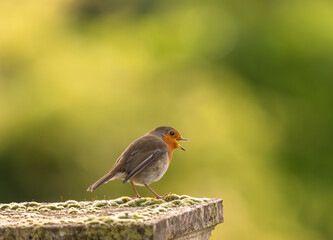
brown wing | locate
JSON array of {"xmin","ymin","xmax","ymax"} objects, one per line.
[
  {"xmin": 122, "ymin": 149, "xmax": 166, "ymax": 183},
  {"xmin": 119, "ymin": 135, "xmax": 168, "ymax": 183}
]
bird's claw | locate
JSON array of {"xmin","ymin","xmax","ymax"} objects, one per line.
[{"xmin": 155, "ymin": 193, "xmax": 169, "ymax": 199}]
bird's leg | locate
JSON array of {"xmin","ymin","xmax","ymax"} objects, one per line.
[
  {"xmin": 130, "ymin": 181, "xmax": 141, "ymax": 198},
  {"xmin": 144, "ymin": 184, "xmax": 168, "ymax": 199}
]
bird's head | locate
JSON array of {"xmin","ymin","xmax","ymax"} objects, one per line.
[{"xmin": 151, "ymin": 126, "xmax": 188, "ymax": 151}]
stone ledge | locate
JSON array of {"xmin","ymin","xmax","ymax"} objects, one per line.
[{"xmin": 0, "ymin": 194, "xmax": 223, "ymax": 240}]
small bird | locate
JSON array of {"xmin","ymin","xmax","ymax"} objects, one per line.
[{"xmin": 87, "ymin": 126, "xmax": 188, "ymax": 199}]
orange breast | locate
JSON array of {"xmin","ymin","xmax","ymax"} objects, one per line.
[{"xmin": 162, "ymin": 134, "xmax": 177, "ymax": 163}]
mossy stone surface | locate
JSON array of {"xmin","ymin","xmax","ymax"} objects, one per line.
[{"xmin": 0, "ymin": 194, "xmax": 223, "ymax": 240}]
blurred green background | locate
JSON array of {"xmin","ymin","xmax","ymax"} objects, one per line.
[{"xmin": 0, "ymin": 0, "xmax": 332, "ymax": 239}]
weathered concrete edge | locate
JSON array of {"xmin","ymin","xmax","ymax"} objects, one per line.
[
  {"xmin": 153, "ymin": 198, "xmax": 223, "ymax": 240},
  {"xmin": 0, "ymin": 198, "xmax": 223, "ymax": 240},
  {"xmin": 0, "ymin": 224, "xmax": 154, "ymax": 240}
]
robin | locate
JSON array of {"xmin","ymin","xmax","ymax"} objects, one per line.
[{"xmin": 87, "ymin": 126, "xmax": 188, "ymax": 199}]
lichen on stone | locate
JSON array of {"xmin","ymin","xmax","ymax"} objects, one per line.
[{"xmin": 0, "ymin": 194, "xmax": 212, "ymax": 229}]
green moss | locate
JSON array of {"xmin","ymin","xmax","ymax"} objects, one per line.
[
  {"xmin": 86, "ymin": 208, "xmax": 97, "ymax": 213},
  {"xmin": 171, "ymin": 200, "xmax": 182, "ymax": 206},
  {"xmin": 9, "ymin": 204, "xmax": 18, "ymax": 210},
  {"xmin": 92, "ymin": 200, "xmax": 109, "ymax": 208},
  {"xmin": 157, "ymin": 207, "xmax": 167, "ymax": 212},
  {"xmin": 180, "ymin": 195, "xmax": 191, "ymax": 199},
  {"xmin": 182, "ymin": 199, "xmax": 196, "ymax": 205},
  {"xmin": 39, "ymin": 207, "xmax": 50, "ymax": 212},
  {"xmin": 164, "ymin": 194, "xmax": 181, "ymax": 202},
  {"xmin": 27, "ymin": 202, "xmax": 40, "ymax": 207},
  {"xmin": 67, "ymin": 203, "xmax": 81, "ymax": 208},
  {"xmin": 103, "ymin": 218, "xmax": 114, "ymax": 224},
  {"xmin": 141, "ymin": 199, "xmax": 164, "ymax": 206},
  {"xmin": 118, "ymin": 213, "xmax": 130, "ymax": 219},
  {"xmin": 0, "ymin": 204, "xmax": 10, "ymax": 210},
  {"xmin": 111, "ymin": 196, "xmax": 132, "ymax": 205},
  {"xmin": 125, "ymin": 198, "xmax": 147, "ymax": 207},
  {"xmin": 56, "ymin": 203, "xmax": 66, "ymax": 207},
  {"xmin": 63, "ymin": 200, "xmax": 81, "ymax": 208},
  {"xmin": 68, "ymin": 208, "xmax": 80, "ymax": 214},
  {"xmin": 109, "ymin": 201, "xmax": 119, "ymax": 207},
  {"xmin": 0, "ymin": 194, "xmax": 215, "ymax": 233},
  {"xmin": 47, "ymin": 205, "xmax": 64, "ymax": 210},
  {"xmin": 130, "ymin": 214, "xmax": 145, "ymax": 219},
  {"xmin": 86, "ymin": 219, "xmax": 103, "ymax": 225}
]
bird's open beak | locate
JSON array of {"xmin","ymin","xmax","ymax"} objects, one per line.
[
  {"xmin": 178, "ymin": 137, "xmax": 189, "ymax": 141},
  {"xmin": 177, "ymin": 137, "xmax": 189, "ymax": 151}
]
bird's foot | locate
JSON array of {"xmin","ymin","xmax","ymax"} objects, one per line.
[
  {"xmin": 133, "ymin": 194, "xmax": 141, "ymax": 199},
  {"xmin": 155, "ymin": 193, "xmax": 169, "ymax": 199}
]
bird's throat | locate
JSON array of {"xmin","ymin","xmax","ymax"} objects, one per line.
[{"xmin": 162, "ymin": 135, "xmax": 178, "ymax": 163}]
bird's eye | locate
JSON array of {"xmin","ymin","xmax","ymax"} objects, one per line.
[{"xmin": 169, "ymin": 131, "xmax": 175, "ymax": 136}]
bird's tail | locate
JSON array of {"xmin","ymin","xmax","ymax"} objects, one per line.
[{"xmin": 86, "ymin": 171, "xmax": 116, "ymax": 192}]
